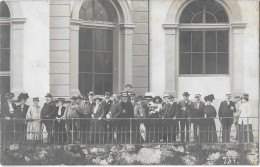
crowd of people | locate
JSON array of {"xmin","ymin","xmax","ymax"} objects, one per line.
[{"xmin": 0, "ymin": 84, "xmax": 254, "ymax": 144}]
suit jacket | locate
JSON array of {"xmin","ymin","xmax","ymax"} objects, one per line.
[
  {"xmin": 1, "ymin": 101, "xmax": 17, "ymax": 118},
  {"xmin": 15, "ymin": 104, "xmax": 29, "ymax": 119},
  {"xmin": 54, "ymin": 106, "xmax": 66, "ymax": 118},
  {"xmin": 117, "ymin": 100, "xmax": 134, "ymax": 118},
  {"xmin": 177, "ymin": 100, "xmax": 194, "ymax": 118},
  {"xmin": 41, "ymin": 101, "xmax": 56, "ymax": 120},
  {"xmin": 91, "ymin": 104, "xmax": 105, "ymax": 118},
  {"xmin": 101, "ymin": 99, "xmax": 113, "ymax": 116},
  {"xmin": 218, "ymin": 101, "xmax": 236, "ymax": 124},
  {"xmin": 163, "ymin": 102, "xmax": 178, "ymax": 118},
  {"xmin": 110, "ymin": 100, "xmax": 121, "ymax": 118},
  {"xmin": 192, "ymin": 101, "xmax": 205, "ymax": 118},
  {"xmin": 85, "ymin": 101, "xmax": 96, "ymax": 118}
]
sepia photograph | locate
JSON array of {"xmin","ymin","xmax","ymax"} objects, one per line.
[{"xmin": 0, "ymin": 0, "xmax": 259, "ymax": 165}]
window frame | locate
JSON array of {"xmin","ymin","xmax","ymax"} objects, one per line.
[{"xmin": 178, "ymin": 1, "xmax": 230, "ymax": 76}]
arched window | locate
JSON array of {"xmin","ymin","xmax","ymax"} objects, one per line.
[
  {"xmin": 0, "ymin": 1, "xmax": 11, "ymax": 97},
  {"xmin": 78, "ymin": 0, "xmax": 115, "ymax": 95},
  {"xmin": 179, "ymin": 0, "xmax": 229, "ymax": 74}
]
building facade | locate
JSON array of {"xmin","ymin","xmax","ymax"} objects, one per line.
[{"xmin": 0, "ymin": 0, "xmax": 259, "ymax": 123}]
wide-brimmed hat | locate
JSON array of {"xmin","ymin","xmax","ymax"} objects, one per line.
[
  {"xmin": 125, "ymin": 84, "xmax": 132, "ymax": 88},
  {"xmin": 163, "ymin": 93, "xmax": 169, "ymax": 98},
  {"xmin": 204, "ymin": 94, "xmax": 215, "ymax": 102},
  {"xmin": 153, "ymin": 96, "xmax": 163, "ymax": 103},
  {"xmin": 122, "ymin": 92, "xmax": 128, "ymax": 97},
  {"xmin": 45, "ymin": 93, "xmax": 53, "ymax": 98},
  {"xmin": 194, "ymin": 94, "xmax": 201, "ymax": 98},
  {"xmin": 33, "ymin": 97, "xmax": 39, "ymax": 101},
  {"xmin": 241, "ymin": 93, "xmax": 249, "ymax": 101},
  {"xmin": 168, "ymin": 95, "xmax": 175, "ymax": 99},
  {"xmin": 17, "ymin": 93, "xmax": 29, "ymax": 101},
  {"xmin": 104, "ymin": 92, "xmax": 111, "ymax": 96},
  {"xmin": 94, "ymin": 96, "xmax": 103, "ymax": 102},
  {"xmin": 5, "ymin": 92, "xmax": 14, "ymax": 99},
  {"xmin": 70, "ymin": 95, "xmax": 77, "ymax": 100},
  {"xmin": 55, "ymin": 98, "xmax": 65, "ymax": 103},
  {"xmin": 182, "ymin": 92, "xmax": 190, "ymax": 96}
]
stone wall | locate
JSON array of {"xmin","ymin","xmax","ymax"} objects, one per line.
[{"xmin": 1, "ymin": 143, "xmax": 258, "ymax": 165}]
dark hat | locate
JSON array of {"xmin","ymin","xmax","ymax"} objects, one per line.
[
  {"xmin": 70, "ymin": 95, "xmax": 77, "ymax": 100},
  {"xmin": 168, "ymin": 95, "xmax": 175, "ymax": 99},
  {"xmin": 55, "ymin": 98, "xmax": 65, "ymax": 103},
  {"xmin": 104, "ymin": 92, "xmax": 111, "ymax": 96},
  {"xmin": 94, "ymin": 96, "xmax": 103, "ymax": 102},
  {"xmin": 194, "ymin": 94, "xmax": 201, "ymax": 98},
  {"xmin": 33, "ymin": 97, "xmax": 39, "ymax": 101},
  {"xmin": 122, "ymin": 92, "xmax": 128, "ymax": 97},
  {"xmin": 45, "ymin": 93, "xmax": 53, "ymax": 98},
  {"xmin": 182, "ymin": 92, "xmax": 190, "ymax": 96},
  {"xmin": 134, "ymin": 95, "xmax": 144, "ymax": 101},
  {"xmin": 18, "ymin": 93, "xmax": 29, "ymax": 101},
  {"xmin": 5, "ymin": 92, "xmax": 14, "ymax": 99},
  {"xmin": 204, "ymin": 94, "xmax": 215, "ymax": 102},
  {"xmin": 241, "ymin": 93, "xmax": 249, "ymax": 101},
  {"xmin": 125, "ymin": 84, "xmax": 132, "ymax": 88},
  {"xmin": 226, "ymin": 93, "xmax": 231, "ymax": 96},
  {"xmin": 144, "ymin": 96, "xmax": 152, "ymax": 100},
  {"xmin": 88, "ymin": 91, "xmax": 94, "ymax": 96},
  {"xmin": 153, "ymin": 96, "xmax": 163, "ymax": 103}
]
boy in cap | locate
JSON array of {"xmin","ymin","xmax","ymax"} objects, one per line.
[
  {"xmin": 192, "ymin": 94, "xmax": 205, "ymax": 141},
  {"xmin": 218, "ymin": 93, "xmax": 236, "ymax": 143},
  {"xmin": 177, "ymin": 92, "xmax": 194, "ymax": 142},
  {"xmin": 41, "ymin": 93, "xmax": 56, "ymax": 143}
]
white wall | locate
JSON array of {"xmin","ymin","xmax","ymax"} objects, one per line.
[{"xmin": 21, "ymin": 1, "xmax": 50, "ymax": 106}]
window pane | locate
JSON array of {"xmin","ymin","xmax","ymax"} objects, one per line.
[
  {"xmin": 217, "ymin": 31, "xmax": 228, "ymax": 52},
  {"xmin": 83, "ymin": 29, "xmax": 93, "ymax": 50},
  {"xmin": 180, "ymin": 31, "xmax": 191, "ymax": 52},
  {"xmin": 192, "ymin": 13, "xmax": 203, "ymax": 23},
  {"xmin": 79, "ymin": 73, "xmax": 84, "ymax": 94},
  {"xmin": 205, "ymin": 31, "xmax": 216, "ymax": 52},
  {"xmin": 180, "ymin": 8, "xmax": 194, "ymax": 23},
  {"xmin": 0, "ymin": 76, "xmax": 10, "ymax": 97},
  {"xmin": 0, "ymin": 25, "xmax": 10, "ymax": 48},
  {"xmin": 95, "ymin": 52, "xmax": 104, "ymax": 73},
  {"xmin": 217, "ymin": 53, "xmax": 228, "ymax": 74},
  {"xmin": 192, "ymin": 53, "xmax": 203, "ymax": 74},
  {"xmin": 104, "ymin": 52, "xmax": 113, "ymax": 73},
  {"xmin": 0, "ymin": 2, "xmax": 10, "ymax": 18},
  {"xmin": 205, "ymin": 53, "xmax": 216, "ymax": 74},
  {"xmin": 215, "ymin": 10, "xmax": 229, "ymax": 23},
  {"xmin": 103, "ymin": 30, "xmax": 113, "ymax": 51},
  {"xmin": 205, "ymin": 13, "xmax": 216, "ymax": 23},
  {"xmin": 83, "ymin": 51, "xmax": 93, "ymax": 73},
  {"xmin": 79, "ymin": 51, "xmax": 84, "ymax": 72},
  {"xmin": 0, "ymin": 49, "xmax": 10, "ymax": 71},
  {"xmin": 180, "ymin": 53, "xmax": 191, "ymax": 74},
  {"xmin": 94, "ymin": 74, "xmax": 103, "ymax": 94},
  {"xmin": 104, "ymin": 74, "xmax": 112, "ymax": 93},
  {"xmin": 79, "ymin": 28, "xmax": 84, "ymax": 50},
  {"xmin": 192, "ymin": 31, "xmax": 203, "ymax": 52},
  {"xmin": 84, "ymin": 74, "xmax": 92, "ymax": 95},
  {"xmin": 95, "ymin": 29, "xmax": 104, "ymax": 51}
]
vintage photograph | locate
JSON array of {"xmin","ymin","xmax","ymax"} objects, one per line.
[{"xmin": 0, "ymin": 0, "xmax": 259, "ymax": 165}]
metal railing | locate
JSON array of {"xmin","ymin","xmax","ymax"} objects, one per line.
[{"xmin": 0, "ymin": 117, "xmax": 258, "ymax": 145}]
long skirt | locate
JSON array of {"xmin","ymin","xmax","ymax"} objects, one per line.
[
  {"xmin": 199, "ymin": 119, "xmax": 218, "ymax": 143},
  {"xmin": 27, "ymin": 120, "xmax": 41, "ymax": 141},
  {"xmin": 238, "ymin": 123, "xmax": 253, "ymax": 143}
]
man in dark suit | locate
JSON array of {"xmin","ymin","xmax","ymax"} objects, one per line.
[
  {"xmin": 101, "ymin": 92, "xmax": 113, "ymax": 143},
  {"xmin": 15, "ymin": 93, "xmax": 30, "ymax": 143},
  {"xmin": 177, "ymin": 92, "xmax": 194, "ymax": 142},
  {"xmin": 54, "ymin": 98, "xmax": 67, "ymax": 143},
  {"xmin": 1, "ymin": 93, "xmax": 17, "ymax": 143},
  {"xmin": 192, "ymin": 94, "xmax": 205, "ymax": 142},
  {"xmin": 162, "ymin": 95, "xmax": 178, "ymax": 142},
  {"xmin": 218, "ymin": 94, "xmax": 236, "ymax": 143},
  {"xmin": 41, "ymin": 93, "xmax": 56, "ymax": 143}
]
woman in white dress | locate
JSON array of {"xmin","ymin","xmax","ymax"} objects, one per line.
[
  {"xmin": 26, "ymin": 97, "xmax": 42, "ymax": 141},
  {"xmin": 238, "ymin": 93, "xmax": 254, "ymax": 143}
]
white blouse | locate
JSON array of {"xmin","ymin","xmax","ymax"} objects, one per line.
[{"xmin": 238, "ymin": 102, "xmax": 252, "ymax": 125}]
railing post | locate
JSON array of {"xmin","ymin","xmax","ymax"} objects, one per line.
[
  {"xmin": 13, "ymin": 118, "xmax": 16, "ymax": 144},
  {"xmin": 130, "ymin": 118, "xmax": 132, "ymax": 144},
  {"xmin": 71, "ymin": 118, "xmax": 74, "ymax": 144},
  {"xmin": 247, "ymin": 117, "xmax": 249, "ymax": 143}
]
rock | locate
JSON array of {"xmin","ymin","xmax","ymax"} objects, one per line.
[
  {"xmin": 246, "ymin": 154, "xmax": 259, "ymax": 165},
  {"xmin": 181, "ymin": 155, "xmax": 197, "ymax": 165},
  {"xmin": 121, "ymin": 152, "xmax": 137, "ymax": 164},
  {"xmin": 9, "ymin": 144, "xmax": 19, "ymax": 151},
  {"xmin": 90, "ymin": 147, "xmax": 108, "ymax": 154},
  {"xmin": 99, "ymin": 159, "xmax": 109, "ymax": 165},
  {"xmin": 225, "ymin": 150, "xmax": 239, "ymax": 158},
  {"xmin": 207, "ymin": 152, "xmax": 220, "ymax": 161},
  {"xmin": 137, "ymin": 148, "xmax": 161, "ymax": 164},
  {"xmin": 172, "ymin": 145, "xmax": 184, "ymax": 153},
  {"xmin": 110, "ymin": 145, "xmax": 122, "ymax": 152},
  {"xmin": 24, "ymin": 156, "xmax": 30, "ymax": 162},
  {"xmin": 68, "ymin": 144, "xmax": 79, "ymax": 152},
  {"xmin": 125, "ymin": 144, "xmax": 135, "ymax": 152},
  {"xmin": 38, "ymin": 149, "xmax": 48, "ymax": 160},
  {"xmin": 82, "ymin": 149, "xmax": 89, "ymax": 155}
]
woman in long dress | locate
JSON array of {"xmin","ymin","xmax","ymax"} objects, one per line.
[
  {"xmin": 200, "ymin": 94, "xmax": 218, "ymax": 143},
  {"xmin": 238, "ymin": 93, "xmax": 254, "ymax": 143},
  {"xmin": 26, "ymin": 97, "xmax": 42, "ymax": 141},
  {"xmin": 134, "ymin": 96, "xmax": 147, "ymax": 143}
]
